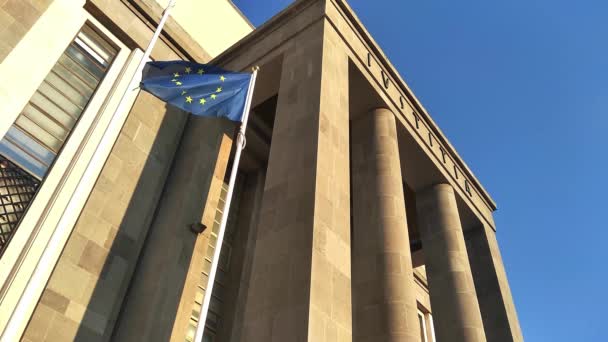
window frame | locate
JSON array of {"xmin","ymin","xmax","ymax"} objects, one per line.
[
  {"xmin": 0, "ymin": 14, "xmax": 128, "ymax": 270},
  {"xmin": 417, "ymin": 309, "xmax": 436, "ymax": 342},
  {"xmin": 418, "ymin": 310, "xmax": 429, "ymax": 342},
  {"xmin": 0, "ymin": 7, "xmax": 144, "ymax": 339},
  {"xmin": 0, "ymin": 22, "xmax": 122, "ymax": 255}
]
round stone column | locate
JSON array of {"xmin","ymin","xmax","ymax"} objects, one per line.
[
  {"xmin": 352, "ymin": 108, "xmax": 420, "ymax": 342},
  {"xmin": 416, "ymin": 183, "xmax": 487, "ymax": 342}
]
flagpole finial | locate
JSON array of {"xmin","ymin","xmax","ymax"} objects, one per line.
[
  {"xmin": 163, "ymin": 0, "xmax": 177, "ymax": 15},
  {"xmin": 252, "ymin": 65, "xmax": 260, "ymax": 72}
]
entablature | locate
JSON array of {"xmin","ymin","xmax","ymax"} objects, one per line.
[
  {"xmin": 325, "ymin": 0, "xmax": 497, "ymax": 229},
  {"xmin": 213, "ymin": 0, "xmax": 497, "ymax": 229}
]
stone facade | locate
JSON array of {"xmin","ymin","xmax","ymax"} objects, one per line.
[
  {"xmin": 0, "ymin": 0, "xmax": 52, "ymax": 62},
  {"xmin": 0, "ymin": 0, "xmax": 522, "ymax": 341},
  {"xmin": 22, "ymin": 93, "xmax": 187, "ymax": 342}
]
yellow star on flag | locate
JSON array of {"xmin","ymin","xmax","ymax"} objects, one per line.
[
  {"xmin": 181, "ymin": 90, "xmax": 187, "ymax": 95},
  {"xmin": 216, "ymin": 87, "xmax": 222, "ymax": 93},
  {"xmin": 175, "ymin": 81, "xmax": 182, "ymax": 86},
  {"xmin": 171, "ymin": 79, "xmax": 178, "ymax": 82},
  {"xmin": 199, "ymin": 98, "xmax": 206, "ymax": 105},
  {"xmin": 220, "ymin": 75, "xmax": 226, "ymax": 82},
  {"xmin": 185, "ymin": 67, "xmax": 192, "ymax": 74},
  {"xmin": 185, "ymin": 96, "xmax": 193, "ymax": 103},
  {"xmin": 210, "ymin": 94, "xmax": 217, "ymax": 100},
  {"xmin": 197, "ymin": 69, "xmax": 204, "ymax": 75},
  {"xmin": 174, "ymin": 72, "xmax": 180, "ymax": 77}
]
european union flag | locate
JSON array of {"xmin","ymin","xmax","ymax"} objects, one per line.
[{"xmin": 140, "ymin": 61, "xmax": 252, "ymax": 122}]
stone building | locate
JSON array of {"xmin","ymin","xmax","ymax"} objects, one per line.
[{"xmin": 0, "ymin": 0, "xmax": 523, "ymax": 341}]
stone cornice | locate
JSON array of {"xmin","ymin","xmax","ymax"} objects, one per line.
[
  {"xmin": 126, "ymin": 0, "xmax": 212, "ymax": 61},
  {"xmin": 212, "ymin": 0, "xmax": 322, "ymax": 66},
  {"xmin": 213, "ymin": 0, "xmax": 496, "ymax": 210},
  {"xmin": 211, "ymin": 0, "xmax": 497, "ymax": 223},
  {"xmin": 329, "ymin": 0, "xmax": 496, "ymax": 211},
  {"xmin": 227, "ymin": 0, "xmax": 255, "ymax": 30},
  {"xmin": 86, "ymin": 0, "xmax": 212, "ymax": 62}
]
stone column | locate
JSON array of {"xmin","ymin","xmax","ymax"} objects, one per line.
[
  {"xmin": 416, "ymin": 184, "xmax": 487, "ymax": 342},
  {"xmin": 352, "ymin": 108, "xmax": 421, "ymax": 342},
  {"xmin": 466, "ymin": 224, "xmax": 523, "ymax": 342},
  {"xmin": 240, "ymin": 19, "xmax": 352, "ymax": 342}
]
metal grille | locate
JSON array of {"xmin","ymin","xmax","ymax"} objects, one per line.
[{"xmin": 0, "ymin": 155, "xmax": 40, "ymax": 254}]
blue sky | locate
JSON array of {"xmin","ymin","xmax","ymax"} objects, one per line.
[{"xmin": 233, "ymin": 0, "xmax": 608, "ymax": 340}]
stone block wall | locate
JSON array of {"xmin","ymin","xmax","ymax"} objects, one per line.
[
  {"xmin": 112, "ymin": 116, "xmax": 234, "ymax": 342},
  {"xmin": 14, "ymin": 0, "xmax": 221, "ymax": 340},
  {"xmin": 239, "ymin": 17, "xmax": 352, "ymax": 341},
  {"xmin": 0, "ymin": 0, "xmax": 52, "ymax": 61},
  {"xmin": 21, "ymin": 93, "xmax": 187, "ymax": 342},
  {"xmin": 166, "ymin": 130, "xmax": 233, "ymax": 342}
]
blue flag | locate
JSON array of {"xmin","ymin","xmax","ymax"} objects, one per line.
[{"xmin": 140, "ymin": 61, "xmax": 252, "ymax": 122}]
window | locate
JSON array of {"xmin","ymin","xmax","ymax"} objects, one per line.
[
  {"xmin": 418, "ymin": 310, "xmax": 436, "ymax": 342},
  {"xmin": 0, "ymin": 23, "xmax": 118, "ymax": 254},
  {"xmin": 185, "ymin": 176, "xmax": 245, "ymax": 341}
]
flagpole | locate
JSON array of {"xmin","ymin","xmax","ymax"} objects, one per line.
[
  {"xmin": 0, "ymin": 1, "xmax": 177, "ymax": 340},
  {"xmin": 194, "ymin": 66, "xmax": 259, "ymax": 342}
]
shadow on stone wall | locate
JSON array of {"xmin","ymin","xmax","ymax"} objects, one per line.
[{"xmin": 63, "ymin": 95, "xmax": 232, "ymax": 341}]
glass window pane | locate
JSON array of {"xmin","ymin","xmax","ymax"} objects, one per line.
[
  {"xmin": 44, "ymin": 72, "xmax": 89, "ymax": 108},
  {"xmin": 57, "ymin": 53, "xmax": 99, "ymax": 89},
  {"xmin": 191, "ymin": 302, "xmax": 201, "ymax": 319},
  {"xmin": 217, "ymin": 198, "xmax": 226, "ymax": 210},
  {"xmin": 194, "ymin": 290, "xmax": 204, "ymax": 304},
  {"xmin": 209, "ymin": 234, "xmax": 217, "ymax": 247},
  {"xmin": 29, "ymin": 92, "xmax": 77, "ymax": 127},
  {"xmin": 202, "ymin": 259, "xmax": 212, "ymax": 275},
  {"xmin": 37, "ymin": 82, "xmax": 83, "ymax": 118},
  {"xmin": 0, "ymin": 140, "xmax": 46, "ymax": 179},
  {"xmin": 185, "ymin": 322, "xmax": 196, "ymax": 341},
  {"xmin": 22, "ymin": 104, "xmax": 68, "ymax": 142},
  {"xmin": 65, "ymin": 44, "xmax": 105, "ymax": 79},
  {"xmin": 206, "ymin": 246, "xmax": 215, "ymax": 259},
  {"xmin": 201, "ymin": 273, "xmax": 208, "ymax": 288},
  {"xmin": 214, "ymin": 209, "xmax": 223, "ymax": 222},
  {"xmin": 14, "ymin": 116, "xmax": 62, "ymax": 152},
  {"xmin": 4, "ymin": 127, "xmax": 54, "ymax": 168},
  {"xmin": 79, "ymin": 25, "xmax": 117, "ymax": 63},
  {"xmin": 51, "ymin": 63, "xmax": 95, "ymax": 97},
  {"xmin": 212, "ymin": 221, "xmax": 220, "ymax": 234}
]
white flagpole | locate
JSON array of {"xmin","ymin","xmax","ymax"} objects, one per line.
[
  {"xmin": 194, "ymin": 66, "xmax": 259, "ymax": 342},
  {"xmin": 0, "ymin": 1, "xmax": 177, "ymax": 340}
]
